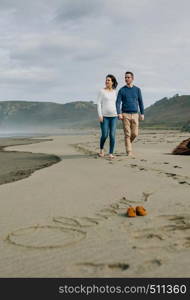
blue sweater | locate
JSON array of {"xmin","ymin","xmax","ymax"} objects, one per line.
[{"xmin": 116, "ymin": 85, "xmax": 144, "ymax": 115}]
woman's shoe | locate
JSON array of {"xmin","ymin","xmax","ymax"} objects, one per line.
[
  {"xmin": 126, "ymin": 207, "xmax": 136, "ymax": 217},
  {"xmin": 109, "ymin": 154, "xmax": 115, "ymax": 159},
  {"xmin": 136, "ymin": 206, "xmax": 147, "ymax": 216}
]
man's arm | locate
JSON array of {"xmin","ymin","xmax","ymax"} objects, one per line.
[
  {"xmin": 116, "ymin": 89, "xmax": 123, "ymax": 119},
  {"xmin": 138, "ymin": 87, "xmax": 144, "ymax": 119}
]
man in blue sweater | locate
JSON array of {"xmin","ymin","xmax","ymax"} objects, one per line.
[{"xmin": 116, "ymin": 71, "xmax": 144, "ymax": 156}]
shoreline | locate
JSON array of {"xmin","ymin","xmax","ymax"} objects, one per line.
[{"xmin": 0, "ymin": 137, "xmax": 61, "ymax": 185}]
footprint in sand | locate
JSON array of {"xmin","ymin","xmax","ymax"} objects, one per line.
[
  {"xmin": 133, "ymin": 232, "xmax": 165, "ymax": 241},
  {"xmin": 130, "ymin": 164, "xmax": 138, "ymax": 168},
  {"xmin": 150, "ymin": 168, "xmax": 190, "ymax": 186},
  {"xmin": 136, "ymin": 259, "xmax": 162, "ymax": 274},
  {"xmin": 121, "ymin": 213, "xmax": 190, "ymax": 254},
  {"xmin": 126, "ymin": 160, "xmax": 189, "ymax": 187},
  {"xmin": 183, "ymin": 237, "xmax": 190, "ymax": 248},
  {"xmin": 152, "ymin": 214, "xmax": 190, "ymax": 250},
  {"xmin": 77, "ymin": 262, "xmax": 130, "ymax": 272},
  {"xmin": 179, "ymin": 181, "xmax": 190, "ymax": 185},
  {"xmin": 70, "ymin": 143, "xmax": 96, "ymax": 156},
  {"xmin": 129, "ymin": 164, "xmax": 149, "ymax": 172},
  {"xmin": 165, "ymin": 172, "xmax": 177, "ymax": 178},
  {"xmin": 139, "ymin": 167, "xmax": 146, "ymax": 171},
  {"xmin": 157, "ymin": 214, "xmax": 190, "ymax": 229}
]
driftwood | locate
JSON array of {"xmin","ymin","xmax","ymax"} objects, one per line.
[{"xmin": 172, "ymin": 138, "xmax": 190, "ymax": 155}]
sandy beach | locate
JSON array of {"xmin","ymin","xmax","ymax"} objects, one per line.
[
  {"xmin": 0, "ymin": 137, "xmax": 61, "ymax": 185},
  {"xmin": 0, "ymin": 129, "xmax": 190, "ymax": 277}
]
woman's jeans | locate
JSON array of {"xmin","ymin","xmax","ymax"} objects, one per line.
[{"xmin": 100, "ymin": 116, "xmax": 117, "ymax": 154}]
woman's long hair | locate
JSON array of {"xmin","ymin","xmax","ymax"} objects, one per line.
[{"xmin": 106, "ymin": 74, "xmax": 118, "ymax": 89}]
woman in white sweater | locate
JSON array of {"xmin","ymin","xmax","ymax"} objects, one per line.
[{"xmin": 96, "ymin": 74, "xmax": 118, "ymax": 159}]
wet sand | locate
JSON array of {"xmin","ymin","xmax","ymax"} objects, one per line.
[
  {"xmin": 0, "ymin": 129, "xmax": 190, "ymax": 277},
  {"xmin": 0, "ymin": 137, "xmax": 61, "ymax": 185}
]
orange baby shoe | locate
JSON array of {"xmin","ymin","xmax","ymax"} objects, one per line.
[
  {"xmin": 126, "ymin": 207, "xmax": 136, "ymax": 217},
  {"xmin": 136, "ymin": 206, "xmax": 147, "ymax": 216}
]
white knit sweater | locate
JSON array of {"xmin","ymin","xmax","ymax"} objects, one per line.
[{"xmin": 96, "ymin": 88, "xmax": 117, "ymax": 118}]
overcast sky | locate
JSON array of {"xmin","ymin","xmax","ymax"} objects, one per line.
[{"xmin": 0, "ymin": 0, "xmax": 189, "ymax": 107}]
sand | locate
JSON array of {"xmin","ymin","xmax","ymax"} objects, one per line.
[
  {"xmin": 0, "ymin": 129, "xmax": 190, "ymax": 277},
  {"xmin": 0, "ymin": 137, "xmax": 61, "ymax": 185}
]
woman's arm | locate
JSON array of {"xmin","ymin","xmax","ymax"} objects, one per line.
[{"xmin": 96, "ymin": 90, "xmax": 103, "ymax": 121}]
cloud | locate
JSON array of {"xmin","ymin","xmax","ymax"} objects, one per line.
[
  {"xmin": 54, "ymin": 0, "xmax": 103, "ymax": 23},
  {"xmin": 0, "ymin": 0, "xmax": 189, "ymax": 106}
]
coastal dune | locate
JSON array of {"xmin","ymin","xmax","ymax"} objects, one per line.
[{"xmin": 0, "ymin": 129, "xmax": 190, "ymax": 277}]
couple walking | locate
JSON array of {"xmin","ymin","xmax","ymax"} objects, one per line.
[{"xmin": 97, "ymin": 71, "xmax": 144, "ymax": 159}]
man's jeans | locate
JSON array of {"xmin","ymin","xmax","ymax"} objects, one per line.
[
  {"xmin": 100, "ymin": 116, "xmax": 117, "ymax": 154},
  {"xmin": 122, "ymin": 113, "xmax": 139, "ymax": 153}
]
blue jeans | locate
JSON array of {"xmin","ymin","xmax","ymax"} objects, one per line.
[{"xmin": 100, "ymin": 116, "xmax": 117, "ymax": 154}]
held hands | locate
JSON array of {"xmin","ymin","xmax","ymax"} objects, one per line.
[
  {"xmin": 118, "ymin": 114, "xmax": 144, "ymax": 120},
  {"xmin": 99, "ymin": 116, "xmax": 104, "ymax": 123},
  {"xmin": 139, "ymin": 114, "xmax": 144, "ymax": 121}
]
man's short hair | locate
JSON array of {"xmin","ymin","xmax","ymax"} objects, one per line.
[{"xmin": 125, "ymin": 71, "xmax": 134, "ymax": 78}]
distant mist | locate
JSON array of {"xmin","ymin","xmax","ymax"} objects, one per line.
[{"xmin": 0, "ymin": 94, "xmax": 189, "ymax": 136}]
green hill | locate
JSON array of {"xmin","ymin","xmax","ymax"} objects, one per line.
[
  {"xmin": 0, "ymin": 100, "xmax": 98, "ymax": 130},
  {"xmin": 143, "ymin": 94, "xmax": 190, "ymax": 129},
  {"xmin": 182, "ymin": 121, "xmax": 190, "ymax": 132},
  {"xmin": 0, "ymin": 94, "xmax": 189, "ymax": 132}
]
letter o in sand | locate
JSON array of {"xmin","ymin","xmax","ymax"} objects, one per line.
[{"xmin": 5, "ymin": 225, "xmax": 86, "ymax": 249}]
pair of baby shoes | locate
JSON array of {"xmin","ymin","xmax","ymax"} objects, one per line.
[{"xmin": 126, "ymin": 206, "xmax": 147, "ymax": 217}]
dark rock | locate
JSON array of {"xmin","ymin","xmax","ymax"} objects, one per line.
[{"xmin": 172, "ymin": 138, "xmax": 190, "ymax": 155}]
